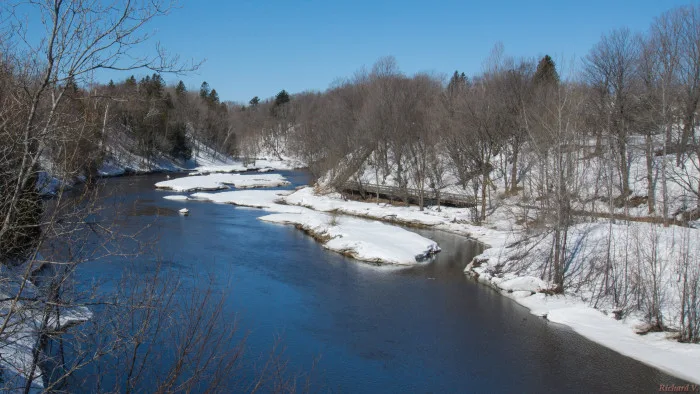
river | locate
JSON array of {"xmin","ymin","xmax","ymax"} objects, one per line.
[{"xmin": 62, "ymin": 171, "xmax": 687, "ymax": 392}]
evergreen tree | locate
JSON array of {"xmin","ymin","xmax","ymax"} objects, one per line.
[
  {"xmin": 150, "ymin": 73, "xmax": 164, "ymax": 97},
  {"xmin": 249, "ymin": 96, "xmax": 260, "ymax": 107},
  {"xmin": 274, "ymin": 89, "xmax": 290, "ymax": 106},
  {"xmin": 209, "ymin": 89, "xmax": 220, "ymax": 105},
  {"xmin": 447, "ymin": 70, "xmax": 467, "ymax": 96},
  {"xmin": 175, "ymin": 80, "xmax": 186, "ymax": 96},
  {"xmin": 199, "ymin": 81, "xmax": 210, "ymax": 100},
  {"xmin": 125, "ymin": 75, "xmax": 137, "ymax": 90},
  {"xmin": 534, "ymin": 55, "xmax": 559, "ymax": 86},
  {"xmin": 140, "ymin": 73, "xmax": 164, "ymax": 98},
  {"xmin": 168, "ymin": 122, "xmax": 192, "ymax": 160}
]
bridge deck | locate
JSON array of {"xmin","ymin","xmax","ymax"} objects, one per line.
[{"xmin": 342, "ymin": 182, "xmax": 477, "ymax": 208}]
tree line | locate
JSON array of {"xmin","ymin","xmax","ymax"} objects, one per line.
[{"xmin": 230, "ymin": 4, "xmax": 700, "ymax": 341}]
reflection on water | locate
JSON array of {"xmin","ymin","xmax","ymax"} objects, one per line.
[
  {"xmin": 130, "ymin": 203, "xmax": 179, "ymax": 217},
  {"xmin": 64, "ymin": 171, "xmax": 690, "ymax": 393}
]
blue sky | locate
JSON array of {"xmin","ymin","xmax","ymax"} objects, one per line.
[{"xmin": 102, "ymin": 0, "xmax": 693, "ymax": 103}]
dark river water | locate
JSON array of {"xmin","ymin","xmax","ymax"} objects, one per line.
[{"xmin": 64, "ymin": 171, "xmax": 688, "ymax": 393}]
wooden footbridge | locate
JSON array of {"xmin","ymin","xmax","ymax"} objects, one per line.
[{"xmin": 341, "ymin": 181, "xmax": 477, "ymax": 208}]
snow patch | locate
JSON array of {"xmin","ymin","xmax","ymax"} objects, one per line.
[
  {"xmin": 155, "ymin": 173, "xmax": 290, "ymax": 192},
  {"xmin": 260, "ymin": 212, "xmax": 440, "ymax": 265}
]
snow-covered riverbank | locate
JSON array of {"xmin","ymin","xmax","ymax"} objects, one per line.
[
  {"xmin": 155, "ymin": 173, "xmax": 290, "ymax": 192},
  {"xmin": 165, "ymin": 188, "xmax": 440, "ymax": 265},
  {"xmin": 159, "ymin": 171, "xmax": 700, "ymax": 384},
  {"xmin": 97, "ymin": 138, "xmax": 304, "ymax": 178},
  {"xmin": 275, "ymin": 186, "xmax": 700, "ymax": 385},
  {"xmin": 0, "ymin": 264, "xmax": 91, "ymax": 390}
]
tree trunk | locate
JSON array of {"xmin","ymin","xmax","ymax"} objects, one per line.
[
  {"xmin": 645, "ymin": 134, "xmax": 656, "ymax": 214},
  {"xmin": 511, "ymin": 140, "xmax": 519, "ymax": 193},
  {"xmin": 619, "ymin": 138, "xmax": 630, "ymax": 198},
  {"xmin": 480, "ymin": 170, "xmax": 488, "ymax": 222}
]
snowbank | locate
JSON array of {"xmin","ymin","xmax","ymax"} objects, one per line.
[
  {"xmin": 467, "ymin": 220, "xmax": 700, "ymax": 385},
  {"xmin": 515, "ymin": 294, "xmax": 700, "ymax": 385},
  {"xmin": 189, "ymin": 190, "xmax": 303, "ymax": 213},
  {"xmin": 190, "ymin": 164, "xmax": 248, "ymax": 174},
  {"xmin": 260, "ymin": 212, "xmax": 440, "ymax": 265},
  {"xmin": 191, "ymin": 157, "xmax": 303, "ymax": 175},
  {"xmin": 283, "ymin": 187, "xmax": 508, "ymax": 246},
  {"xmin": 281, "ymin": 186, "xmax": 700, "ymax": 384},
  {"xmin": 164, "ymin": 189, "xmax": 440, "ymax": 265},
  {"xmin": 155, "ymin": 173, "xmax": 290, "ymax": 192}
]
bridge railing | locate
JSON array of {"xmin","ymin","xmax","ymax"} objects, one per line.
[{"xmin": 341, "ymin": 181, "xmax": 476, "ymax": 207}]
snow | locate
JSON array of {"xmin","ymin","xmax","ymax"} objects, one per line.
[
  {"xmin": 155, "ymin": 173, "xmax": 290, "ymax": 192},
  {"xmin": 514, "ymin": 294, "xmax": 700, "ymax": 385},
  {"xmin": 277, "ymin": 185, "xmax": 700, "ymax": 384},
  {"xmin": 190, "ymin": 164, "xmax": 248, "ymax": 174},
  {"xmin": 188, "ymin": 190, "xmax": 303, "ymax": 213},
  {"xmin": 164, "ymin": 188, "xmax": 440, "ymax": 265},
  {"xmin": 96, "ymin": 131, "xmax": 304, "ymax": 178},
  {"xmin": 163, "ymin": 195, "xmax": 189, "ymax": 201},
  {"xmin": 260, "ymin": 212, "xmax": 441, "ymax": 265},
  {"xmin": 497, "ymin": 276, "xmax": 548, "ymax": 293},
  {"xmin": 282, "ymin": 187, "xmax": 509, "ymax": 246},
  {"xmin": 472, "ymin": 221, "xmax": 700, "ymax": 385},
  {"xmin": 190, "ymin": 157, "xmax": 302, "ymax": 175},
  {"xmin": 158, "ymin": 137, "xmax": 700, "ymax": 383},
  {"xmin": 0, "ymin": 271, "xmax": 91, "ymax": 389}
]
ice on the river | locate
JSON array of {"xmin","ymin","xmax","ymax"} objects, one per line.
[
  {"xmin": 163, "ymin": 195, "xmax": 189, "ymax": 201},
  {"xmin": 260, "ymin": 211, "xmax": 440, "ymax": 265},
  {"xmin": 155, "ymin": 173, "xmax": 290, "ymax": 192}
]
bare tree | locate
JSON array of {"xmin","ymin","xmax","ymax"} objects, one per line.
[
  {"xmin": 0, "ymin": 0, "xmax": 201, "ymax": 389},
  {"xmin": 584, "ymin": 28, "xmax": 642, "ymax": 203}
]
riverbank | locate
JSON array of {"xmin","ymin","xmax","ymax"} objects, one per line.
[
  {"xmin": 170, "ymin": 188, "xmax": 440, "ymax": 266},
  {"xmin": 155, "ymin": 167, "xmax": 699, "ymax": 384},
  {"xmin": 276, "ymin": 186, "xmax": 700, "ymax": 385},
  {"xmin": 89, "ymin": 171, "xmax": 678, "ymax": 392}
]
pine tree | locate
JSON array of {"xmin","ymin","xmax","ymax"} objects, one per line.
[
  {"xmin": 249, "ymin": 96, "xmax": 260, "ymax": 107},
  {"xmin": 199, "ymin": 81, "xmax": 210, "ymax": 100},
  {"xmin": 534, "ymin": 55, "xmax": 559, "ymax": 86},
  {"xmin": 274, "ymin": 90, "xmax": 290, "ymax": 106},
  {"xmin": 175, "ymin": 80, "xmax": 186, "ymax": 96},
  {"xmin": 125, "ymin": 75, "xmax": 137, "ymax": 89},
  {"xmin": 150, "ymin": 73, "xmax": 164, "ymax": 97},
  {"xmin": 447, "ymin": 70, "xmax": 467, "ymax": 96},
  {"xmin": 209, "ymin": 89, "xmax": 220, "ymax": 105}
]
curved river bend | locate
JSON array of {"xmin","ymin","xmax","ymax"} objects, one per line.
[{"xmin": 70, "ymin": 171, "xmax": 687, "ymax": 393}]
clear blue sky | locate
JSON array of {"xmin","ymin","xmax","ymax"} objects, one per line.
[{"xmin": 106, "ymin": 0, "xmax": 695, "ymax": 103}]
